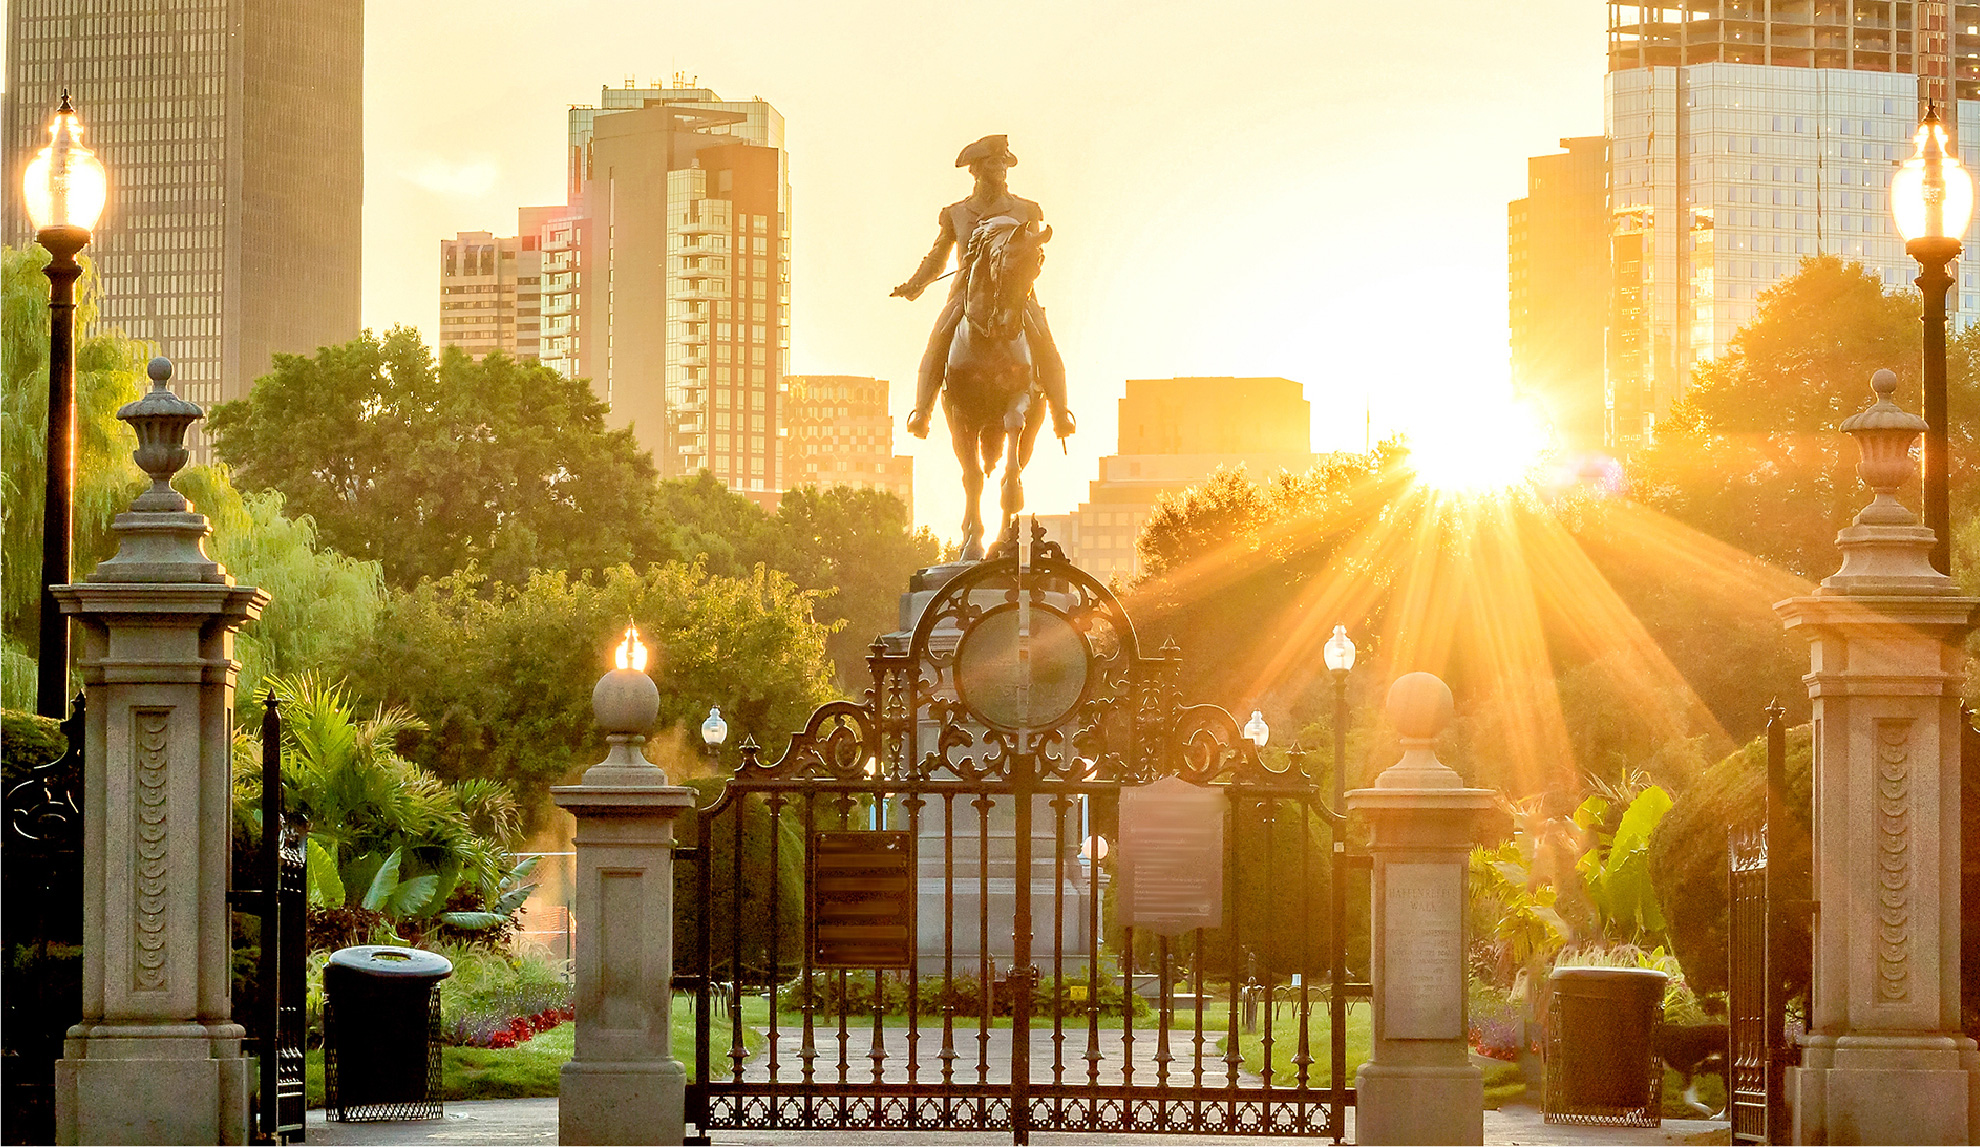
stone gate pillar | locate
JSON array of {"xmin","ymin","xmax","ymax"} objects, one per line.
[
  {"xmin": 1777, "ymin": 370, "xmax": 1980, "ymax": 1145},
  {"xmin": 554, "ymin": 629, "xmax": 694, "ymax": 1146},
  {"xmin": 52, "ymin": 359, "xmax": 267, "ymax": 1145},
  {"xmin": 1347, "ymin": 672, "xmax": 1495, "ymax": 1146}
]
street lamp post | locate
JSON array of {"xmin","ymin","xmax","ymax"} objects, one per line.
[
  {"xmin": 22, "ymin": 91, "xmax": 108, "ymax": 719},
  {"xmin": 700, "ymin": 706, "xmax": 728, "ymax": 763},
  {"xmin": 1892, "ymin": 105, "xmax": 1976, "ymax": 576},
  {"xmin": 1242, "ymin": 709, "xmax": 1270, "ymax": 749},
  {"xmin": 1321, "ymin": 623, "xmax": 1356, "ymax": 1137}
]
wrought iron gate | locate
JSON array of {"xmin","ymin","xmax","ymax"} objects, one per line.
[
  {"xmin": 683, "ymin": 529, "xmax": 1363, "ymax": 1144},
  {"xmin": 1727, "ymin": 703, "xmax": 1808, "ymax": 1145},
  {"xmin": 2, "ymin": 696, "xmax": 84, "ymax": 1146},
  {"xmin": 235, "ymin": 697, "xmax": 307, "ymax": 1145}
]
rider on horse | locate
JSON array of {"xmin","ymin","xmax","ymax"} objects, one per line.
[{"xmin": 893, "ymin": 135, "xmax": 1076, "ymax": 443}]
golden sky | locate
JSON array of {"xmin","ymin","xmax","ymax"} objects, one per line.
[{"xmin": 366, "ymin": 0, "xmax": 1607, "ymax": 538}]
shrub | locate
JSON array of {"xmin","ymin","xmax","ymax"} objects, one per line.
[{"xmin": 1645, "ymin": 725, "xmax": 1811, "ymax": 996}]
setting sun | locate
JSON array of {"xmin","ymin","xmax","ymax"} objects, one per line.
[{"xmin": 1401, "ymin": 394, "xmax": 1553, "ymax": 495}]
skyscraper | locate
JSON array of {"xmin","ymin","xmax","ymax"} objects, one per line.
[
  {"xmin": 1602, "ymin": 2, "xmax": 1979, "ymax": 448},
  {"xmin": 781, "ymin": 375, "xmax": 914, "ymax": 512},
  {"xmin": 1509, "ymin": 137, "xmax": 1610, "ymax": 456},
  {"xmin": 537, "ymin": 82, "xmax": 790, "ymax": 493},
  {"xmin": 3, "ymin": 0, "xmax": 363, "ymax": 433}
]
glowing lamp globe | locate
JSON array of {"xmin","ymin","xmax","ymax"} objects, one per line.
[
  {"xmin": 23, "ymin": 93, "xmax": 107, "ymax": 235},
  {"xmin": 1242, "ymin": 710, "xmax": 1269, "ymax": 748},
  {"xmin": 1323, "ymin": 625, "xmax": 1357, "ymax": 674},
  {"xmin": 1893, "ymin": 110, "xmax": 1975, "ymax": 243},
  {"xmin": 701, "ymin": 707, "xmax": 728, "ymax": 748},
  {"xmin": 592, "ymin": 624, "xmax": 658, "ymax": 735}
]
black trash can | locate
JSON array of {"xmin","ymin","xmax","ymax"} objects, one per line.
[
  {"xmin": 323, "ymin": 945, "xmax": 453, "ymax": 1122},
  {"xmin": 1543, "ymin": 966, "xmax": 1667, "ymax": 1127}
]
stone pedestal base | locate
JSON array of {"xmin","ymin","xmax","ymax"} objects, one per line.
[
  {"xmin": 1354, "ymin": 1062, "xmax": 1483, "ymax": 1145},
  {"xmin": 558, "ymin": 1059, "xmax": 686, "ymax": 1145},
  {"xmin": 54, "ymin": 1023, "xmax": 248, "ymax": 1145},
  {"xmin": 1792, "ymin": 1034, "xmax": 1980, "ymax": 1145}
]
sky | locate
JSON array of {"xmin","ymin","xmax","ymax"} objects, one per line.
[{"xmin": 364, "ymin": 0, "xmax": 1610, "ymax": 538}]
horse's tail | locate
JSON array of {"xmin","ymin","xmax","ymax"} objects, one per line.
[{"xmin": 979, "ymin": 429, "xmax": 1001, "ymax": 471}]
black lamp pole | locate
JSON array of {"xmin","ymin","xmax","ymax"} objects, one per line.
[
  {"xmin": 1328, "ymin": 664, "xmax": 1349, "ymax": 1135},
  {"xmin": 1912, "ymin": 233, "xmax": 1960, "ymax": 576},
  {"xmin": 35, "ymin": 223, "xmax": 88, "ymax": 719}
]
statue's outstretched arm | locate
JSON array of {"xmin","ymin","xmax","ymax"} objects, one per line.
[{"xmin": 892, "ymin": 212, "xmax": 956, "ymax": 300}]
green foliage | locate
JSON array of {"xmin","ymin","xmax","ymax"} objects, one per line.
[
  {"xmin": 778, "ymin": 963, "xmax": 1151, "ymax": 1021},
  {"xmin": 174, "ymin": 470, "xmax": 384, "ymax": 711},
  {"xmin": 646, "ymin": 474, "xmax": 939, "ymax": 683},
  {"xmin": 207, "ymin": 329, "xmax": 664, "ymax": 589},
  {"xmin": 1635, "ymin": 254, "xmax": 1980, "ymax": 580},
  {"xmin": 1645, "ymin": 724, "xmax": 1813, "ymax": 996},
  {"xmin": 343, "ymin": 562, "xmax": 836, "ymax": 816},
  {"xmin": 1, "ymin": 708, "xmax": 67, "ymax": 784},
  {"xmin": 232, "ymin": 674, "xmax": 528, "ymax": 947},
  {"xmin": 1574, "ymin": 784, "xmax": 1673, "ymax": 943},
  {"xmin": 1, "ymin": 243, "xmax": 146, "ymax": 706}
]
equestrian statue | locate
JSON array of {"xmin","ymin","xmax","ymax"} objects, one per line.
[{"xmin": 893, "ymin": 134, "xmax": 1076, "ymax": 559}]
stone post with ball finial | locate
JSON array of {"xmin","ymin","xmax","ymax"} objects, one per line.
[
  {"xmin": 1346, "ymin": 671, "xmax": 1497, "ymax": 1145},
  {"xmin": 552, "ymin": 623, "xmax": 696, "ymax": 1145}
]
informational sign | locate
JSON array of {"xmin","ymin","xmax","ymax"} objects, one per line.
[
  {"xmin": 1118, "ymin": 775, "xmax": 1226, "ymax": 935},
  {"xmin": 811, "ymin": 831, "xmax": 914, "ymax": 969},
  {"xmin": 1381, "ymin": 862, "xmax": 1464, "ymax": 1039}
]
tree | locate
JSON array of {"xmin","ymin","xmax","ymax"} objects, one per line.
[
  {"xmin": 1633, "ymin": 254, "xmax": 1980, "ymax": 579},
  {"xmin": 769, "ymin": 486, "xmax": 941, "ymax": 680},
  {"xmin": 647, "ymin": 474, "xmax": 940, "ymax": 685},
  {"xmin": 1, "ymin": 243, "xmax": 145, "ymax": 703},
  {"xmin": 342, "ymin": 562, "xmax": 837, "ymax": 816},
  {"xmin": 207, "ymin": 329, "xmax": 666, "ymax": 588},
  {"xmin": 175, "ymin": 467, "xmax": 385, "ymax": 709}
]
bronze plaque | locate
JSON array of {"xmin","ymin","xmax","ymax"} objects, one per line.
[
  {"xmin": 810, "ymin": 830, "xmax": 914, "ymax": 969},
  {"xmin": 1118, "ymin": 775, "xmax": 1226, "ymax": 935}
]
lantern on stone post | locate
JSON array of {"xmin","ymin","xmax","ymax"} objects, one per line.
[{"xmin": 552, "ymin": 622, "xmax": 694, "ymax": 1144}]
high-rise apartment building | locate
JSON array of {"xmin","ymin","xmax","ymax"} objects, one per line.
[
  {"xmin": 438, "ymin": 206, "xmax": 557, "ymax": 361},
  {"xmin": 1509, "ymin": 137, "xmax": 1611, "ymax": 455},
  {"xmin": 1058, "ymin": 377, "xmax": 1316, "ymax": 581},
  {"xmin": 780, "ymin": 375, "xmax": 914, "ymax": 512},
  {"xmin": 3, "ymin": 0, "xmax": 363, "ymax": 437},
  {"xmin": 1601, "ymin": 2, "xmax": 1980, "ymax": 448},
  {"xmin": 536, "ymin": 83, "xmax": 789, "ymax": 493}
]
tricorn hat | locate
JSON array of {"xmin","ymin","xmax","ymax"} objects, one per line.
[{"xmin": 956, "ymin": 134, "xmax": 1017, "ymax": 168}]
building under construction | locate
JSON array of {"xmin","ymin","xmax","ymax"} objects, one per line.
[{"xmin": 1572, "ymin": 3, "xmax": 1980, "ymax": 450}]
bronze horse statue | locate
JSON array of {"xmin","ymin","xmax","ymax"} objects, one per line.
[{"xmin": 942, "ymin": 216, "xmax": 1053, "ymax": 559}]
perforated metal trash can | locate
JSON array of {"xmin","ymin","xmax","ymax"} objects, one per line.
[
  {"xmin": 1543, "ymin": 966, "xmax": 1667, "ymax": 1127},
  {"xmin": 323, "ymin": 945, "xmax": 452, "ymax": 1122}
]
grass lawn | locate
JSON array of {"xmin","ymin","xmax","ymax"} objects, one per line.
[
  {"xmin": 1224, "ymin": 999, "xmax": 1374, "ymax": 1091},
  {"xmin": 304, "ymin": 995, "xmax": 768, "ymax": 1106}
]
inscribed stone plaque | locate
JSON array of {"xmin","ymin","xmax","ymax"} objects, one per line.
[
  {"xmin": 1381, "ymin": 862, "xmax": 1464, "ymax": 1039},
  {"xmin": 811, "ymin": 831, "xmax": 914, "ymax": 968},
  {"xmin": 1118, "ymin": 776, "xmax": 1225, "ymax": 935}
]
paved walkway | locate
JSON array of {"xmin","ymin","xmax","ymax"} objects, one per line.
[{"xmin": 306, "ymin": 1099, "xmax": 1728, "ymax": 1145}]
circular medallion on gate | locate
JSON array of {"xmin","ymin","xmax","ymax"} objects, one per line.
[{"xmin": 953, "ymin": 604, "xmax": 1090, "ymax": 731}]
